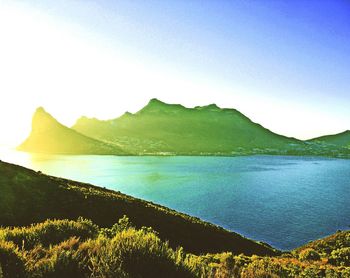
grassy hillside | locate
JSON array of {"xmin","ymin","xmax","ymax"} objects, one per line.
[
  {"xmin": 17, "ymin": 107, "xmax": 126, "ymax": 155},
  {"xmin": 0, "ymin": 218, "xmax": 197, "ymax": 278},
  {"xmin": 0, "ymin": 219, "xmax": 348, "ymax": 277},
  {"xmin": 0, "ymin": 160, "xmax": 276, "ymax": 256},
  {"xmin": 72, "ymin": 99, "xmax": 302, "ymax": 155},
  {"xmin": 293, "ymin": 230, "xmax": 350, "ymax": 266},
  {"xmin": 309, "ymin": 130, "xmax": 350, "ymax": 148}
]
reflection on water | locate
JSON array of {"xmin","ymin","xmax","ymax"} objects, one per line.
[{"xmin": 1, "ymin": 147, "xmax": 350, "ymax": 250}]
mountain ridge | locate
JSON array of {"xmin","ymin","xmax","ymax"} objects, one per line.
[
  {"xmin": 72, "ymin": 98, "xmax": 304, "ymax": 155},
  {"xmin": 74, "ymin": 99, "xmax": 300, "ymax": 142},
  {"xmin": 18, "ymin": 107, "xmax": 127, "ymax": 155},
  {"xmin": 309, "ymin": 130, "xmax": 350, "ymax": 148},
  {"xmin": 18, "ymin": 99, "xmax": 350, "ymax": 157}
]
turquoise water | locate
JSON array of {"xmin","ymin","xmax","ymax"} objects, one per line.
[{"xmin": 1, "ymin": 150, "xmax": 350, "ymax": 250}]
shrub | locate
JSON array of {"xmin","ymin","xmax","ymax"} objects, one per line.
[
  {"xmin": 298, "ymin": 248, "xmax": 321, "ymax": 261},
  {"xmin": 0, "ymin": 240, "xmax": 25, "ymax": 278},
  {"xmin": 341, "ymin": 268, "xmax": 350, "ymax": 277},
  {"xmin": 329, "ymin": 247, "xmax": 350, "ymax": 266},
  {"xmin": 299, "ymin": 266, "xmax": 323, "ymax": 277},
  {"xmin": 294, "ymin": 231, "xmax": 350, "ymax": 257},
  {"xmin": 1, "ymin": 218, "xmax": 98, "ymax": 250},
  {"xmin": 240, "ymin": 258, "xmax": 290, "ymax": 278},
  {"xmin": 182, "ymin": 253, "xmax": 215, "ymax": 277},
  {"xmin": 84, "ymin": 228, "xmax": 194, "ymax": 278},
  {"xmin": 0, "ymin": 217, "xmax": 349, "ymax": 278},
  {"xmin": 99, "ymin": 215, "xmax": 133, "ymax": 238},
  {"xmin": 25, "ymin": 237, "xmax": 86, "ymax": 278}
]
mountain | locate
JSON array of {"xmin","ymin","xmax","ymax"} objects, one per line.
[
  {"xmin": 309, "ymin": 130, "xmax": 350, "ymax": 148},
  {"xmin": 18, "ymin": 101, "xmax": 349, "ymax": 157},
  {"xmin": 17, "ymin": 107, "xmax": 126, "ymax": 155},
  {"xmin": 0, "ymin": 160, "xmax": 276, "ymax": 256},
  {"xmin": 72, "ymin": 98, "xmax": 304, "ymax": 155}
]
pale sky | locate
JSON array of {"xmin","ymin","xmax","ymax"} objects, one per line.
[{"xmin": 0, "ymin": 0, "xmax": 349, "ymax": 146}]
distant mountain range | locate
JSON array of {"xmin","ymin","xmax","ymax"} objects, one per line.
[{"xmin": 18, "ymin": 99, "xmax": 350, "ymax": 158}]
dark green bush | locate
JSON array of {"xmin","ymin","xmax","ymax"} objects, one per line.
[
  {"xmin": 299, "ymin": 266, "xmax": 323, "ymax": 277},
  {"xmin": 240, "ymin": 258, "xmax": 290, "ymax": 278},
  {"xmin": 298, "ymin": 248, "xmax": 321, "ymax": 261},
  {"xmin": 0, "ymin": 240, "xmax": 25, "ymax": 278},
  {"xmin": 329, "ymin": 247, "xmax": 350, "ymax": 266},
  {"xmin": 294, "ymin": 231, "xmax": 350, "ymax": 257}
]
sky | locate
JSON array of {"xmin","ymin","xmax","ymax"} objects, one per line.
[{"xmin": 0, "ymin": 0, "xmax": 349, "ymax": 146}]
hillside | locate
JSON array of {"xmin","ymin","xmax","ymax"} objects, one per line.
[
  {"xmin": 309, "ymin": 130, "xmax": 350, "ymax": 148},
  {"xmin": 1, "ymin": 219, "xmax": 349, "ymax": 277},
  {"xmin": 293, "ymin": 230, "xmax": 350, "ymax": 260},
  {"xmin": 0, "ymin": 160, "xmax": 276, "ymax": 256},
  {"xmin": 17, "ymin": 107, "xmax": 126, "ymax": 155},
  {"xmin": 72, "ymin": 98, "xmax": 303, "ymax": 155}
]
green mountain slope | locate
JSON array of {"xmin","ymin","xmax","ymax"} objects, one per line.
[
  {"xmin": 309, "ymin": 130, "xmax": 350, "ymax": 148},
  {"xmin": 0, "ymin": 160, "xmax": 277, "ymax": 256},
  {"xmin": 72, "ymin": 98, "xmax": 303, "ymax": 155},
  {"xmin": 17, "ymin": 107, "xmax": 126, "ymax": 155}
]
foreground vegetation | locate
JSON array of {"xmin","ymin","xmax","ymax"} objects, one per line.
[{"xmin": 0, "ymin": 218, "xmax": 349, "ymax": 278}]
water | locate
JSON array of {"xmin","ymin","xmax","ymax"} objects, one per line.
[{"xmin": 1, "ymin": 148, "xmax": 349, "ymax": 250}]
